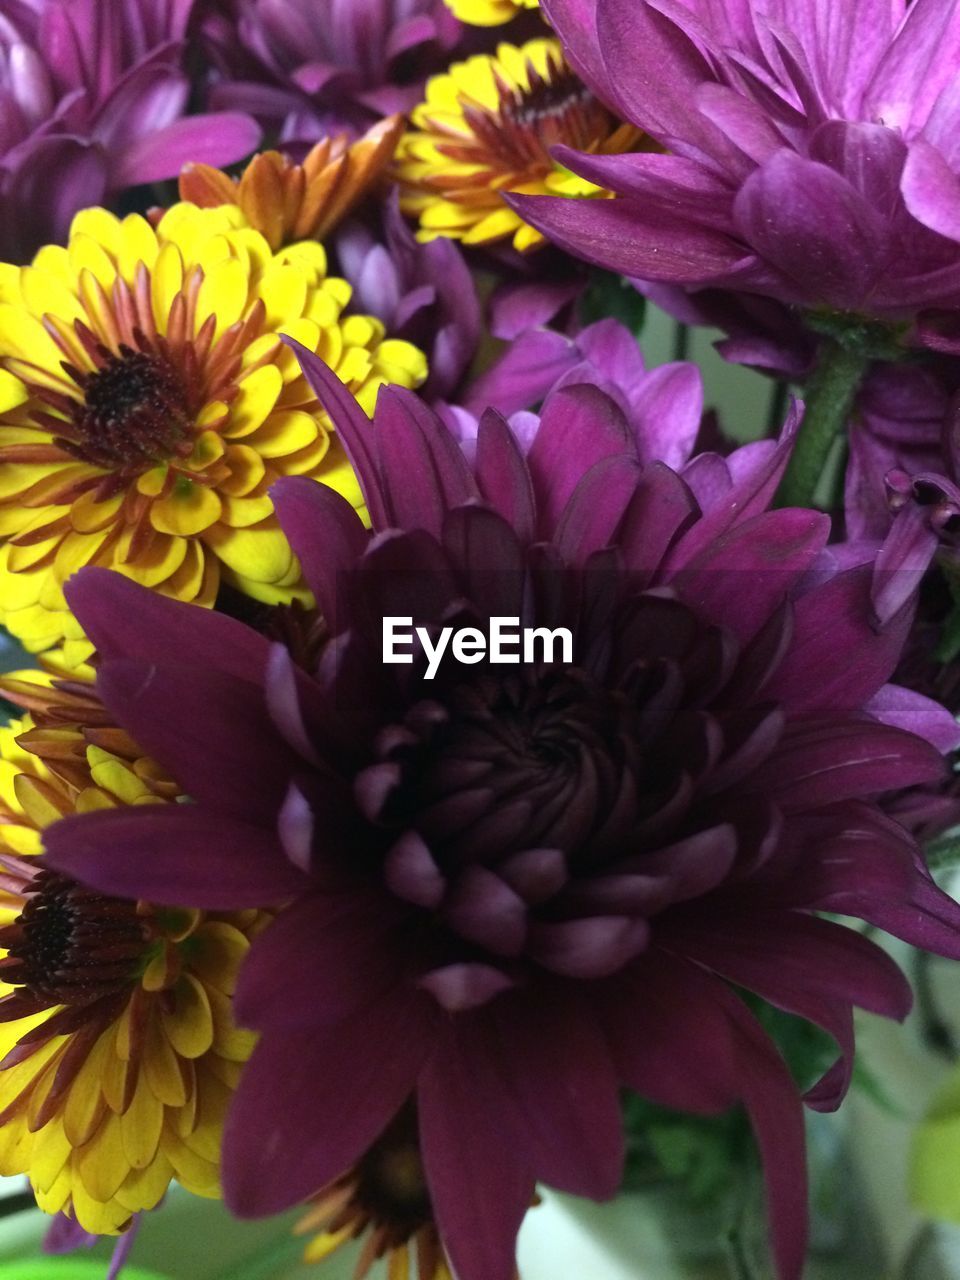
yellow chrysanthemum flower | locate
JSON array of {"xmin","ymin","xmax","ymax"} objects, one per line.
[
  {"xmin": 397, "ymin": 39, "xmax": 642, "ymax": 252},
  {"xmin": 0, "ymin": 203, "xmax": 427, "ymax": 667},
  {"xmin": 296, "ymin": 1107, "xmax": 455, "ymax": 1280},
  {"xmin": 0, "ymin": 674, "xmax": 270, "ymax": 1236},
  {"xmin": 443, "ymin": 0, "xmax": 539, "ymax": 26}
]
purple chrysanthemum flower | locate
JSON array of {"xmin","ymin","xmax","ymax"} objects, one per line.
[
  {"xmin": 0, "ymin": 0, "xmax": 260, "ymax": 261},
  {"xmin": 45, "ymin": 357, "xmax": 960, "ymax": 1280},
  {"xmin": 200, "ymin": 0, "xmax": 462, "ymax": 141},
  {"xmin": 512, "ymin": 0, "xmax": 960, "ymax": 331}
]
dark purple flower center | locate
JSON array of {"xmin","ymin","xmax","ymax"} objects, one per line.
[
  {"xmin": 0, "ymin": 869, "xmax": 149, "ymax": 1008},
  {"xmin": 399, "ymin": 667, "xmax": 636, "ymax": 867},
  {"xmin": 350, "ymin": 584, "xmax": 764, "ymax": 997},
  {"xmin": 66, "ymin": 346, "xmax": 192, "ymax": 470}
]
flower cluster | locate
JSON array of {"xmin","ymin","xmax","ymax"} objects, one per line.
[{"xmin": 0, "ymin": 3, "xmax": 959, "ymax": 1280}]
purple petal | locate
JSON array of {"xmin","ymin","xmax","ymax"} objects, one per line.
[
  {"xmin": 420, "ymin": 1024, "xmax": 535, "ymax": 1280},
  {"xmin": 555, "ymin": 454, "xmax": 643, "ymax": 566},
  {"xmin": 225, "ymin": 992, "xmax": 434, "ymax": 1216},
  {"xmin": 44, "ymin": 1214, "xmax": 97, "ymax": 1255},
  {"xmin": 865, "ymin": 684, "xmax": 960, "ymax": 754},
  {"xmin": 528, "ymin": 916, "xmax": 649, "ymax": 978},
  {"xmin": 763, "ymin": 567, "xmax": 913, "ymax": 715},
  {"xmin": 672, "ymin": 509, "xmax": 830, "ymax": 643},
  {"xmin": 95, "ymin": 659, "xmax": 298, "ymax": 823},
  {"xmin": 464, "ymin": 329, "xmax": 579, "ymax": 420},
  {"xmin": 602, "ymin": 952, "xmax": 740, "ymax": 1113},
  {"xmin": 902, "ymin": 138, "xmax": 960, "ymax": 243},
  {"xmin": 474, "ymin": 410, "xmax": 536, "ymax": 545},
  {"xmin": 234, "ymin": 891, "xmax": 402, "ymax": 1030},
  {"xmin": 527, "ymin": 385, "xmax": 633, "ymax": 536},
  {"xmin": 752, "ymin": 720, "xmax": 945, "ymax": 811},
  {"xmin": 272, "ymin": 477, "xmax": 368, "ymax": 635},
  {"xmin": 670, "ymin": 910, "xmax": 912, "ymax": 1105},
  {"xmin": 508, "ymin": 193, "xmax": 757, "ymax": 283},
  {"xmin": 418, "ymin": 963, "xmax": 514, "ymax": 1012},
  {"xmin": 66, "ymin": 568, "xmax": 270, "ymax": 682},
  {"xmin": 107, "ymin": 1219, "xmax": 141, "ymax": 1280},
  {"xmin": 864, "ymin": 0, "xmax": 960, "ymax": 133},
  {"xmin": 373, "ymin": 386, "xmax": 479, "ymax": 537},
  {"xmin": 43, "ymin": 806, "xmax": 304, "ymax": 908},
  {"xmin": 733, "ymin": 151, "xmax": 892, "ymax": 308},
  {"xmin": 445, "ymin": 866, "xmax": 528, "ymax": 957},
  {"xmin": 113, "ymin": 110, "xmax": 261, "ymax": 186},
  {"xmin": 719, "ymin": 988, "xmax": 809, "ymax": 1280},
  {"xmin": 595, "ymin": 0, "xmax": 715, "ymax": 141},
  {"xmin": 487, "ymin": 989, "xmax": 625, "ymax": 1198},
  {"xmin": 385, "ymin": 831, "xmax": 446, "ymax": 909},
  {"xmin": 284, "ymin": 339, "xmax": 388, "ymax": 528}
]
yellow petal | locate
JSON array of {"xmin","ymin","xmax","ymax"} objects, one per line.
[
  {"xmin": 225, "ymin": 364, "xmax": 283, "ymax": 438},
  {"xmin": 203, "ymin": 521, "xmax": 293, "ymax": 585},
  {"xmin": 119, "ymin": 1070, "xmax": 164, "ymax": 1171},
  {"xmin": 162, "ymin": 974, "xmax": 214, "ymax": 1060},
  {"xmin": 220, "ymin": 443, "xmax": 266, "ymax": 496},
  {"xmin": 69, "ymin": 208, "xmax": 123, "ymax": 256},
  {"xmin": 247, "ymin": 408, "xmax": 319, "ymax": 459},
  {"xmin": 142, "ymin": 1018, "xmax": 188, "ymax": 1109},
  {"xmin": 197, "ymin": 257, "xmax": 251, "ymax": 338},
  {"xmin": 0, "ymin": 304, "xmax": 63, "ymax": 370},
  {"xmin": 75, "ymin": 1107, "xmax": 129, "ymax": 1201},
  {"xmin": 205, "ymin": 982, "xmax": 257, "ymax": 1062},
  {"xmin": 303, "ymin": 1226, "xmax": 353, "ymax": 1264},
  {"xmin": 87, "ymin": 747, "xmax": 152, "ymax": 805},
  {"xmin": 117, "ymin": 214, "xmax": 160, "ymax": 283},
  {"xmin": 150, "ymin": 480, "xmax": 222, "ymax": 536},
  {"xmin": 62, "ymin": 1032, "xmax": 111, "ymax": 1148},
  {"xmin": 113, "ymin": 1149, "xmax": 174, "ymax": 1214},
  {"xmin": 152, "ymin": 241, "xmax": 185, "ymax": 329},
  {"xmin": 257, "ymin": 262, "xmax": 307, "ymax": 328},
  {"xmin": 160, "ymin": 1123, "xmax": 219, "ymax": 1196},
  {"xmin": 189, "ymin": 923, "xmax": 250, "ymax": 995},
  {"xmin": 19, "ymin": 267, "xmax": 84, "ymax": 326}
]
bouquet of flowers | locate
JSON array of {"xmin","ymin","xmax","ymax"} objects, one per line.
[{"xmin": 0, "ymin": 1, "xmax": 959, "ymax": 1278}]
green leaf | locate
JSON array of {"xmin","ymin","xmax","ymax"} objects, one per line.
[{"xmin": 0, "ymin": 1263, "xmax": 169, "ymax": 1280}]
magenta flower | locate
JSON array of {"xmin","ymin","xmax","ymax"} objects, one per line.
[
  {"xmin": 0, "ymin": 0, "xmax": 260, "ymax": 261},
  {"xmin": 513, "ymin": 0, "xmax": 960, "ymax": 326},
  {"xmin": 45, "ymin": 355, "xmax": 960, "ymax": 1280},
  {"xmin": 200, "ymin": 0, "xmax": 461, "ymax": 140}
]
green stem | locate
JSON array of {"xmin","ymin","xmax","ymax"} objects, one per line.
[
  {"xmin": 725, "ymin": 1165, "xmax": 763, "ymax": 1280},
  {"xmin": 776, "ymin": 339, "xmax": 871, "ymax": 510}
]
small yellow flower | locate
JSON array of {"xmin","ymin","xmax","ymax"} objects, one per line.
[
  {"xmin": 397, "ymin": 39, "xmax": 642, "ymax": 252},
  {"xmin": 0, "ymin": 203, "xmax": 427, "ymax": 667},
  {"xmin": 0, "ymin": 674, "xmax": 270, "ymax": 1235},
  {"xmin": 179, "ymin": 117, "xmax": 405, "ymax": 251},
  {"xmin": 296, "ymin": 1107, "xmax": 454, "ymax": 1280},
  {"xmin": 443, "ymin": 0, "xmax": 539, "ymax": 25}
]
